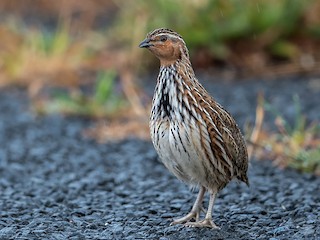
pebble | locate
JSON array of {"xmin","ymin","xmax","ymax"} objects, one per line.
[{"xmin": 273, "ymin": 226, "xmax": 290, "ymax": 235}]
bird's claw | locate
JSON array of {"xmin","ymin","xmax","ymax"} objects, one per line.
[
  {"xmin": 185, "ymin": 219, "xmax": 220, "ymax": 229},
  {"xmin": 170, "ymin": 211, "xmax": 198, "ymax": 226}
]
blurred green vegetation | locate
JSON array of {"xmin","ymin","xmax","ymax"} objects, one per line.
[
  {"xmin": 34, "ymin": 70, "xmax": 127, "ymax": 118},
  {"xmin": 253, "ymin": 95, "xmax": 320, "ymax": 175},
  {"xmin": 113, "ymin": 0, "xmax": 320, "ymax": 69},
  {"xmin": 0, "ymin": 20, "xmax": 90, "ymax": 85},
  {"xmin": 2, "ymin": 0, "xmax": 315, "ymax": 86},
  {"xmin": 0, "ymin": 0, "xmax": 320, "ymax": 88}
]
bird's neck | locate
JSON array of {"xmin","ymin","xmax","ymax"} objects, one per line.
[
  {"xmin": 159, "ymin": 58, "xmax": 195, "ymax": 85},
  {"xmin": 151, "ymin": 59, "xmax": 197, "ymax": 121}
]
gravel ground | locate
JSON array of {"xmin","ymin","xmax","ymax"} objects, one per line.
[{"xmin": 0, "ymin": 77, "xmax": 319, "ymax": 240}]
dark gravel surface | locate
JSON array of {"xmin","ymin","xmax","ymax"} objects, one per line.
[{"xmin": 0, "ymin": 77, "xmax": 319, "ymax": 240}]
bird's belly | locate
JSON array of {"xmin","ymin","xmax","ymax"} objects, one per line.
[{"xmin": 150, "ymin": 119, "xmax": 207, "ymax": 186}]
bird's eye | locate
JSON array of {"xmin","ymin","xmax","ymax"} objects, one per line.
[{"xmin": 160, "ymin": 36, "xmax": 167, "ymax": 42}]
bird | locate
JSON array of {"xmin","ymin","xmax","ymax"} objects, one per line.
[{"xmin": 139, "ymin": 28, "xmax": 249, "ymax": 229}]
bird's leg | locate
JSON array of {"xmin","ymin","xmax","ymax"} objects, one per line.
[
  {"xmin": 170, "ymin": 186, "xmax": 205, "ymax": 225},
  {"xmin": 185, "ymin": 190, "xmax": 220, "ymax": 229}
]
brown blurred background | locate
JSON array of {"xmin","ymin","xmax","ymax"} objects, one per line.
[{"xmin": 1, "ymin": 0, "xmax": 320, "ymax": 85}]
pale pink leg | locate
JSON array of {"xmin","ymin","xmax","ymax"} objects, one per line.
[
  {"xmin": 170, "ymin": 186, "xmax": 206, "ymax": 225},
  {"xmin": 185, "ymin": 190, "xmax": 220, "ymax": 229}
]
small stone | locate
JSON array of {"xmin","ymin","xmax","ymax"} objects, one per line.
[
  {"xmin": 302, "ymin": 226, "xmax": 315, "ymax": 236},
  {"xmin": 273, "ymin": 226, "xmax": 290, "ymax": 235},
  {"xmin": 161, "ymin": 213, "xmax": 175, "ymax": 218}
]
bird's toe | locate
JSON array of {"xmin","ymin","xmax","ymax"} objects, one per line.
[{"xmin": 185, "ymin": 219, "xmax": 220, "ymax": 229}]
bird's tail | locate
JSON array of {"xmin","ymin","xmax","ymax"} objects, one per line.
[{"xmin": 238, "ymin": 174, "xmax": 250, "ymax": 187}]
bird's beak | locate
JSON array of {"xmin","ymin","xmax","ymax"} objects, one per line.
[{"xmin": 139, "ymin": 38, "xmax": 153, "ymax": 48}]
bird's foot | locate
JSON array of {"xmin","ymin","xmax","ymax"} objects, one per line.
[
  {"xmin": 170, "ymin": 211, "xmax": 199, "ymax": 226},
  {"xmin": 185, "ymin": 218, "xmax": 220, "ymax": 229}
]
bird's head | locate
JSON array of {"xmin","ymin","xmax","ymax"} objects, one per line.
[{"xmin": 139, "ymin": 28, "xmax": 190, "ymax": 66}]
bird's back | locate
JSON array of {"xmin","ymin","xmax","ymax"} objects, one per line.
[
  {"xmin": 191, "ymin": 79, "xmax": 249, "ymax": 185},
  {"xmin": 206, "ymin": 95, "xmax": 249, "ymax": 185}
]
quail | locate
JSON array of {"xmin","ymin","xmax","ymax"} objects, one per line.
[{"xmin": 139, "ymin": 28, "xmax": 249, "ymax": 228}]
